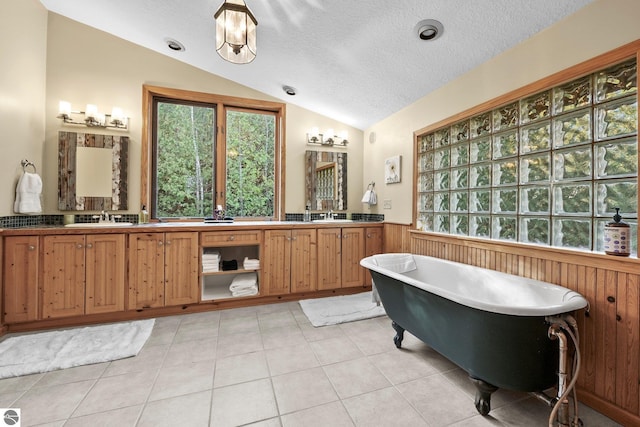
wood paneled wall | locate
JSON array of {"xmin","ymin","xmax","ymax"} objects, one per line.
[
  {"xmin": 382, "ymin": 223, "xmax": 411, "ymax": 253},
  {"xmin": 410, "ymin": 231, "xmax": 640, "ymax": 425}
]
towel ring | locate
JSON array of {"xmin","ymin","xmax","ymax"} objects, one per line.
[{"xmin": 21, "ymin": 160, "xmax": 37, "ymax": 173}]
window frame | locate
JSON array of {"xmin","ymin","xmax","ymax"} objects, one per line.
[
  {"xmin": 413, "ymin": 40, "xmax": 640, "ymax": 253},
  {"xmin": 142, "ymin": 85, "xmax": 286, "ymax": 221}
]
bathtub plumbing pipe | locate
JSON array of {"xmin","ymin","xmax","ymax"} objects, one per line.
[{"xmin": 545, "ymin": 316, "xmax": 582, "ymax": 427}]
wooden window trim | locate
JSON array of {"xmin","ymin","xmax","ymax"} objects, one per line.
[{"xmin": 141, "ymin": 84, "xmax": 287, "ymax": 221}]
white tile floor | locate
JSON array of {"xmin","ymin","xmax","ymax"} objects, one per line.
[{"xmin": 0, "ymin": 300, "xmax": 623, "ymax": 426}]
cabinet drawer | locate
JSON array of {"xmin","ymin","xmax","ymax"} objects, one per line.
[{"xmin": 201, "ymin": 230, "xmax": 262, "ymax": 246}]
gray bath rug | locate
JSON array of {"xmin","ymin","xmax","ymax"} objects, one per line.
[
  {"xmin": 0, "ymin": 319, "xmax": 155, "ymax": 379},
  {"xmin": 299, "ymin": 291, "xmax": 386, "ymax": 327}
]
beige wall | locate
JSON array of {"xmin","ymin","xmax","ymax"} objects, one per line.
[
  {"xmin": 0, "ymin": 0, "xmax": 48, "ymax": 216},
  {"xmin": 1, "ymin": 1, "xmax": 362, "ymax": 218},
  {"xmin": 6, "ymin": 0, "xmax": 639, "ymax": 220},
  {"xmin": 43, "ymin": 12, "xmax": 363, "ymax": 216},
  {"xmin": 365, "ymin": 0, "xmax": 640, "ymax": 224}
]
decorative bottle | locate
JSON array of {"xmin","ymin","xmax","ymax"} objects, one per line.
[{"xmin": 603, "ymin": 207, "xmax": 630, "ymax": 257}]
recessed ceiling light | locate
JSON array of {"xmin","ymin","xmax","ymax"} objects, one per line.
[
  {"xmin": 165, "ymin": 38, "xmax": 186, "ymax": 52},
  {"xmin": 282, "ymin": 85, "xmax": 296, "ymax": 96},
  {"xmin": 415, "ymin": 19, "xmax": 444, "ymax": 41}
]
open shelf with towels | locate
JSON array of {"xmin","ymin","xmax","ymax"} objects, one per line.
[{"xmin": 200, "ymin": 241, "xmax": 261, "ymax": 301}]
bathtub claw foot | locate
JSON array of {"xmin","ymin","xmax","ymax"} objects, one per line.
[
  {"xmin": 391, "ymin": 321, "xmax": 405, "ymax": 348},
  {"xmin": 470, "ymin": 377, "xmax": 498, "ymax": 416}
]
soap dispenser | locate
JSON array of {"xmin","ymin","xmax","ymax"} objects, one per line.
[
  {"xmin": 139, "ymin": 205, "xmax": 149, "ymax": 224},
  {"xmin": 603, "ymin": 207, "xmax": 630, "ymax": 256},
  {"xmin": 303, "ymin": 201, "xmax": 311, "ymax": 222}
]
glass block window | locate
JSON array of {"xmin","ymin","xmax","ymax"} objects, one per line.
[{"xmin": 416, "ymin": 58, "xmax": 638, "ymax": 253}]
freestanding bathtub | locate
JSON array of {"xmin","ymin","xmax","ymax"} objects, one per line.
[{"xmin": 360, "ymin": 253, "xmax": 588, "ymax": 416}]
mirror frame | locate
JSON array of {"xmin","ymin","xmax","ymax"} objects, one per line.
[
  {"xmin": 305, "ymin": 150, "xmax": 347, "ymax": 211},
  {"xmin": 58, "ymin": 131, "xmax": 128, "ymax": 211}
]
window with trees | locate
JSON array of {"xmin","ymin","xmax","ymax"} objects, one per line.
[
  {"xmin": 415, "ymin": 57, "xmax": 637, "ymax": 254},
  {"xmin": 142, "ymin": 85, "xmax": 285, "ymax": 220}
]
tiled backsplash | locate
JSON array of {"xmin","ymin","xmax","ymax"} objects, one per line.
[
  {"xmin": 0, "ymin": 214, "xmax": 140, "ymax": 229},
  {"xmin": 284, "ymin": 213, "xmax": 384, "ymax": 222},
  {"xmin": 1, "ymin": 213, "xmax": 384, "ymax": 229}
]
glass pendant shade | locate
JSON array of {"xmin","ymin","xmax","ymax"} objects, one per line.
[{"xmin": 214, "ymin": 0, "xmax": 257, "ymax": 64}]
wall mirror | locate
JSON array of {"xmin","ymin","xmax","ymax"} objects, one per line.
[
  {"xmin": 305, "ymin": 150, "xmax": 347, "ymax": 210},
  {"xmin": 58, "ymin": 131, "xmax": 128, "ymax": 210}
]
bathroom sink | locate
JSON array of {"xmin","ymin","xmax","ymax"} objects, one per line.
[
  {"xmin": 64, "ymin": 222, "xmax": 134, "ymax": 228},
  {"xmin": 312, "ymin": 219, "xmax": 354, "ymax": 223}
]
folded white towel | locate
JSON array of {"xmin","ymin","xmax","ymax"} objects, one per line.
[
  {"xmin": 243, "ymin": 257, "xmax": 260, "ymax": 270},
  {"xmin": 14, "ymin": 172, "xmax": 42, "ymax": 214},
  {"xmin": 231, "ymin": 286, "xmax": 258, "ymax": 297},
  {"xmin": 230, "ymin": 272, "xmax": 259, "ymax": 296},
  {"xmin": 229, "ymin": 272, "xmax": 258, "ymax": 291}
]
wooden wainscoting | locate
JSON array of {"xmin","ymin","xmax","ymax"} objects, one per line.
[
  {"xmin": 410, "ymin": 231, "xmax": 640, "ymax": 426},
  {"xmin": 382, "ymin": 222, "xmax": 411, "ymax": 253}
]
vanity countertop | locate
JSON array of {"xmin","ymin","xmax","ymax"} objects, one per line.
[{"xmin": 0, "ymin": 220, "xmax": 384, "ymax": 235}]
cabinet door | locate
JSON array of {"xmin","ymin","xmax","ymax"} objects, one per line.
[
  {"xmin": 128, "ymin": 233, "xmax": 165, "ymax": 309},
  {"xmin": 364, "ymin": 227, "xmax": 383, "ymax": 286},
  {"xmin": 85, "ymin": 234, "xmax": 126, "ymax": 314},
  {"xmin": 42, "ymin": 235, "xmax": 85, "ymax": 318},
  {"xmin": 263, "ymin": 230, "xmax": 292, "ymax": 295},
  {"xmin": 3, "ymin": 236, "xmax": 39, "ymax": 323},
  {"xmin": 341, "ymin": 227, "xmax": 365, "ymax": 288},
  {"xmin": 164, "ymin": 232, "xmax": 199, "ymax": 306},
  {"xmin": 291, "ymin": 229, "xmax": 317, "ymax": 293},
  {"xmin": 317, "ymin": 228, "xmax": 341, "ymax": 290}
]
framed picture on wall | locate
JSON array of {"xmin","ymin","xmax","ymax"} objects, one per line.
[{"xmin": 385, "ymin": 155, "xmax": 401, "ymax": 184}]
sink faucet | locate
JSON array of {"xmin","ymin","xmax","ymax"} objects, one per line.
[{"xmin": 93, "ymin": 211, "xmax": 117, "ymax": 223}]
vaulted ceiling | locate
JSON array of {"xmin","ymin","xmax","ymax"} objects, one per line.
[{"xmin": 40, "ymin": 0, "xmax": 595, "ymax": 130}]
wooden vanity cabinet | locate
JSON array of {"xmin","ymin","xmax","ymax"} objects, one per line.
[
  {"xmin": 128, "ymin": 232, "xmax": 199, "ymax": 309},
  {"xmin": 3, "ymin": 236, "xmax": 40, "ymax": 323},
  {"xmin": 263, "ymin": 229, "xmax": 317, "ymax": 295},
  {"xmin": 317, "ymin": 227, "xmax": 365, "ymax": 290},
  {"xmin": 42, "ymin": 234, "xmax": 126, "ymax": 319},
  {"xmin": 364, "ymin": 227, "xmax": 383, "ymax": 286}
]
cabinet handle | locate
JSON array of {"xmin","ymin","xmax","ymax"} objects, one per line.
[
  {"xmin": 158, "ymin": 241, "xmax": 163, "ymax": 246},
  {"xmin": 337, "ymin": 234, "xmax": 341, "ymax": 239},
  {"xmin": 228, "ymin": 235, "xmax": 235, "ymax": 241},
  {"xmin": 86, "ymin": 243, "xmax": 93, "ymax": 249},
  {"xmin": 292, "ymin": 237, "xmax": 297, "ymax": 241},
  {"xmin": 28, "ymin": 245, "xmax": 36, "ymax": 251},
  {"xmin": 165, "ymin": 240, "xmax": 171, "ymax": 246},
  {"xmin": 616, "ymin": 314, "xmax": 622, "ymax": 321},
  {"xmin": 367, "ymin": 234, "xmax": 371, "ymax": 238},
  {"xmin": 76, "ymin": 244, "xmax": 83, "ymax": 249},
  {"xmin": 607, "ymin": 296, "xmax": 615, "ymax": 303}
]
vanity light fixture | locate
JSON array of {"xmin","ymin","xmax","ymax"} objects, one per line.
[
  {"xmin": 306, "ymin": 127, "xmax": 348, "ymax": 147},
  {"xmin": 56, "ymin": 101, "xmax": 129, "ymax": 130},
  {"xmin": 214, "ymin": 0, "xmax": 258, "ymax": 64}
]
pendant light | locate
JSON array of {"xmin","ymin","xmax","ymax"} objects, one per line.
[{"xmin": 214, "ymin": 0, "xmax": 258, "ymax": 64}]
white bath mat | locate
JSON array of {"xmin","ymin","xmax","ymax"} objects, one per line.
[
  {"xmin": 0, "ymin": 319, "xmax": 155, "ymax": 379},
  {"xmin": 299, "ymin": 291, "xmax": 386, "ymax": 327}
]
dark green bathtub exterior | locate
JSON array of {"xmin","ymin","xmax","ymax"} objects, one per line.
[{"xmin": 370, "ymin": 269, "xmax": 559, "ymax": 393}]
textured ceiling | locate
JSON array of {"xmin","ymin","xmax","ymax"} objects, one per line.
[{"xmin": 39, "ymin": 0, "xmax": 595, "ymax": 130}]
